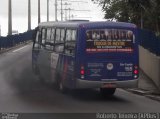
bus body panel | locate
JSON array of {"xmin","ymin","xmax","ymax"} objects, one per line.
[
  {"xmin": 75, "ymin": 26, "xmax": 139, "ymax": 88},
  {"xmin": 32, "ymin": 21, "xmax": 139, "ymax": 90},
  {"xmin": 56, "ymin": 54, "xmax": 76, "ymax": 89},
  {"xmin": 37, "ymin": 49, "xmax": 52, "ymax": 82}
]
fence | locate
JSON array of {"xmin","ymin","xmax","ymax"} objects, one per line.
[
  {"xmin": 0, "ymin": 30, "xmax": 34, "ymax": 50},
  {"xmin": 138, "ymin": 29, "xmax": 160, "ymax": 56},
  {"xmin": 0, "ymin": 28, "xmax": 160, "ymax": 56}
]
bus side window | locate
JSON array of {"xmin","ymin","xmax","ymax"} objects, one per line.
[
  {"xmin": 65, "ymin": 29, "xmax": 76, "ymax": 56},
  {"xmin": 72, "ymin": 30, "xmax": 77, "ymax": 41},
  {"xmin": 45, "ymin": 28, "xmax": 54, "ymax": 50},
  {"xmin": 66, "ymin": 29, "xmax": 71, "ymax": 41},
  {"xmin": 42, "ymin": 28, "xmax": 46, "ymax": 45},
  {"xmin": 33, "ymin": 30, "xmax": 42, "ymax": 49},
  {"xmin": 60, "ymin": 29, "xmax": 65, "ymax": 42},
  {"xmin": 54, "ymin": 28, "xmax": 64, "ymax": 53},
  {"xmin": 55, "ymin": 28, "xmax": 61, "ymax": 43},
  {"xmin": 51, "ymin": 28, "xmax": 55, "ymax": 44},
  {"xmin": 33, "ymin": 31, "xmax": 39, "ymax": 49},
  {"xmin": 46, "ymin": 28, "xmax": 51, "ymax": 42}
]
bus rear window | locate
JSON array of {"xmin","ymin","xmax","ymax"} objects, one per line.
[{"xmin": 86, "ymin": 29, "xmax": 135, "ymax": 53}]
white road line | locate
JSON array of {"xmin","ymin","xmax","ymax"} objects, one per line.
[{"xmin": 12, "ymin": 45, "xmax": 29, "ymax": 53}]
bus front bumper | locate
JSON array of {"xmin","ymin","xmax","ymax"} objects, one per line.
[{"xmin": 75, "ymin": 79, "xmax": 138, "ymax": 89}]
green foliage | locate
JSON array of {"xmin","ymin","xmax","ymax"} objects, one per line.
[{"xmin": 92, "ymin": 0, "xmax": 160, "ymax": 33}]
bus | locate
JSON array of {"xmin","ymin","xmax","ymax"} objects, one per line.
[{"xmin": 32, "ymin": 21, "xmax": 139, "ymax": 96}]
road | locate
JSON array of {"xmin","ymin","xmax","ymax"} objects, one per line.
[{"xmin": 0, "ymin": 43, "xmax": 160, "ymax": 113}]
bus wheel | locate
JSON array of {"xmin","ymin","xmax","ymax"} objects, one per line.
[
  {"xmin": 59, "ymin": 80, "xmax": 68, "ymax": 94},
  {"xmin": 100, "ymin": 88, "xmax": 116, "ymax": 96},
  {"xmin": 32, "ymin": 62, "xmax": 39, "ymax": 75}
]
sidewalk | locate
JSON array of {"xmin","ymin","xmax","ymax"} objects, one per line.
[
  {"xmin": 127, "ymin": 70, "xmax": 160, "ymax": 102},
  {"xmin": 0, "ymin": 41, "xmax": 32, "ymax": 54}
]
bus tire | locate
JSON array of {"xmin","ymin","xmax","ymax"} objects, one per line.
[
  {"xmin": 32, "ymin": 62, "xmax": 39, "ymax": 75},
  {"xmin": 59, "ymin": 80, "xmax": 68, "ymax": 94},
  {"xmin": 100, "ymin": 88, "xmax": 116, "ymax": 96},
  {"xmin": 56, "ymin": 73, "xmax": 68, "ymax": 93}
]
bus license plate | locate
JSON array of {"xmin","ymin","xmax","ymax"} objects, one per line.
[{"xmin": 101, "ymin": 83, "xmax": 116, "ymax": 88}]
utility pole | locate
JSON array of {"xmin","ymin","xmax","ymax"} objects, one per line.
[
  {"xmin": 0, "ymin": 25, "xmax": 1, "ymax": 36},
  {"xmin": 8, "ymin": 0, "xmax": 12, "ymax": 35},
  {"xmin": 28, "ymin": 0, "xmax": 31, "ymax": 30},
  {"xmin": 65, "ymin": 9, "xmax": 67, "ymax": 20},
  {"xmin": 62, "ymin": 8, "xmax": 90, "ymax": 20},
  {"xmin": 55, "ymin": 0, "xmax": 58, "ymax": 21},
  {"xmin": 59, "ymin": 0, "xmax": 90, "ymax": 21},
  {"xmin": 47, "ymin": 0, "xmax": 49, "ymax": 21},
  {"xmin": 38, "ymin": 0, "xmax": 41, "ymax": 23},
  {"xmin": 60, "ymin": 0, "xmax": 63, "ymax": 21},
  {"xmin": 64, "ymin": 2, "xmax": 70, "ymax": 21},
  {"xmin": 68, "ymin": 8, "xmax": 71, "ymax": 20},
  {"xmin": 58, "ymin": 0, "xmax": 67, "ymax": 21}
]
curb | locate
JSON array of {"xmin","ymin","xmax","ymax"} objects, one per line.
[
  {"xmin": 126, "ymin": 88, "xmax": 160, "ymax": 102},
  {"xmin": 0, "ymin": 41, "xmax": 32, "ymax": 54},
  {"xmin": 127, "ymin": 89, "xmax": 152, "ymax": 95},
  {"xmin": 145, "ymin": 95, "xmax": 160, "ymax": 102}
]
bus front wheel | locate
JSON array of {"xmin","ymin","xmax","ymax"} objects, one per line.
[
  {"xmin": 32, "ymin": 61, "xmax": 39, "ymax": 75},
  {"xmin": 100, "ymin": 88, "xmax": 116, "ymax": 96}
]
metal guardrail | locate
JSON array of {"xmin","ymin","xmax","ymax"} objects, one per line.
[
  {"xmin": 138, "ymin": 29, "xmax": 160, "ymax": 56},
  {"xmin": 0, "ymin": 30, "xmax": 34, "ymax": 50}
]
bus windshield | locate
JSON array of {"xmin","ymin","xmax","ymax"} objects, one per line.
[{"xmin": 86, "ymin": 29, "xmax": 135, "ymax": 53}]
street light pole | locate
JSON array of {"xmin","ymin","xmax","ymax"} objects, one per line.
[
  {"xmin": 55, "ymin": 0, "xmax": 58, "ymax": 21},
  {"xmin": 0, "ymin": 25, "xmax": 1, "ymax": 36},
  {"xmin": 38, "ymin": 0, "xmax": 41, "ymax": 23},
  {"xmin": 47, "ymin": 0, "xmax": 49, "ymax": 21},
  {"xmin": 61, "ymin": 0, "xmax": 63, "ymax": 21},
  {"xmin": 69, "ymin": 8, "xmax": 71, "ymax": 20},
  {"xmin": 64, "ymin": 2, "xmax": 69, "ymax": 21},
  {"xmin": 28, "ymin": 0, "xmax": 31, "ymax": 30},
  {"xmin": 8, "ymin": 0, "xmax": 12, "ymax": 35}
]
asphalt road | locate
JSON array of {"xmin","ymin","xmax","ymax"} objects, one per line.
[{"xmin": 0, "ymin": 43, "xmax": 160, "ymax": 113}]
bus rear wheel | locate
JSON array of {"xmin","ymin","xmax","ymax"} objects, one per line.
[
  {"xmin": 58, "ymin": 79, "xmax": 68, "ymax": 94},
  {"xmin": 100, "ymin": 88, "xmax": 116, "ymax": 96}
]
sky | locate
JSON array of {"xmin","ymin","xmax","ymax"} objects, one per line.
[{"xmin": 0, "ymin": 0, "xmax": 105, "ymax": 36}]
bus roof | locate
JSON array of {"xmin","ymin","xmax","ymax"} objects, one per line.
[{"xmin": 38, "ymin": 21, "xmax": 137, "ymax": 29}]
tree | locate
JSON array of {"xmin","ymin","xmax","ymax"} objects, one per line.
[
  {"xmin": 92, "ymin": 0, "xmax": 160, "ymax": 34},
  {"xmin": 92, "ymin": 0, "xmax": 130, "ymax": 22}
]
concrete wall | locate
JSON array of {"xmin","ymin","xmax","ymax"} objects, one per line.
[{"xmin": 139, "ymin": 46, "xmax": 160, "ymax": 90}]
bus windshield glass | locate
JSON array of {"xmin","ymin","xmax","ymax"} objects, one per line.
[{"xmin": 86, "ymin": 29, "xmax": 135, "ymax": 53}]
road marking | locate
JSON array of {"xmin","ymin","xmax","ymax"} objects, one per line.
[{"xmin": 12, "ymin": 45, "xmax": 29, "ymax": 52}]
